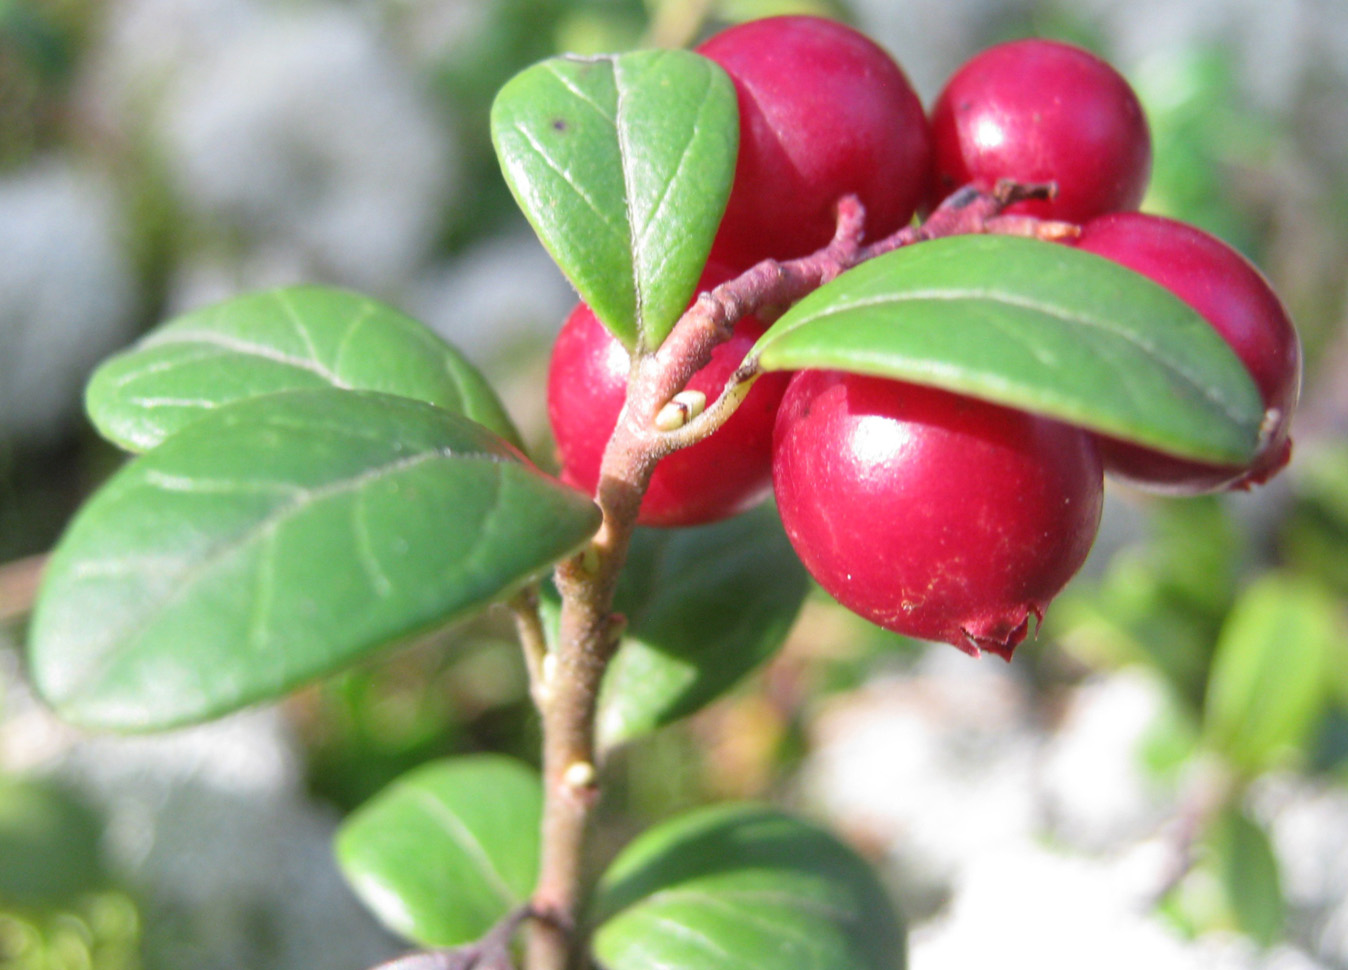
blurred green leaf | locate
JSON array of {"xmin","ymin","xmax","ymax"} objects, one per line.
[
  {"xmin": 1136, "ymin": 46, "xmax": 1279, "ymax": 257},
  {"xmin": 1210, "ymin": 805, "xmax": 1284, "ymax": 947},
  {"xmin": 1204, "ymin": 574, "xmax": 1340, "ymax": 773},
  {"xmin": 335, "ymin": 755, "xmax": 541, "ymax": 947},
  {"xmin": 596, "ymin": 505, "xmax": 810, "ymax": 747},
  {"xmin": 752, "ymin": 235, "xmax": 1264, "ymax": 465},
  {"xmin": 1284, "ymin": 445, "xmax": 1348, "ymax": 598},
  {"xmin": 592, "ymin": 803, "xmax": 905, "ymax": 970},
  {"xmin": 1049, "ymin": 497, "xmax": 1240, "ymax": 709},
  {"xmin": 28, "ymin": 390, "xmax": 600, "ymax": 730},
  {"xmin": 491, "ymin": 49, "xmax": 737, "ymax": 349},
  {"xmin": 0, "ymin": 777, "xmax": 105, "ymax": 906},
  {"xmin": 86, "ymin": 286, "xmax": 521, "ymax": 452}
]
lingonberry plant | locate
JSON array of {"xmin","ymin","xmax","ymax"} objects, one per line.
[{"xmin": 24, "ymin": 15, "xmax": 1297, "ymax": 970}]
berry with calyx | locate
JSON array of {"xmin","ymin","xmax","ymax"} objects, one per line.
[
  {"xmin": 698, "ymin": 15, "xmax": 931, "ymax": 267},
  {"xmin": 547, "ymin": 267, "xmax": 790, "ymax": 528},
  {"xmin": 772, "ymin": 372, "xmax": 1103, "ymax": 658},
  {"xmin": 929, "ymin": 38, "xmax": 1151, "ymax": 223},
  {"xmin": 1074, "ymin": 211, "xmax": 1300, "ymax": 493}
]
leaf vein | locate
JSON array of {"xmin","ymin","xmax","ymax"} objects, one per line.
[
  {"xmin": 332, "ymin": 298, "xmax": 379, "ymax": 379},
  {"xmin": 511, "ymin": 122, "xmax": 625, "ymax": 241},
  {"xmin": 107, "ymin": 346, "xmax": 239, "ymax": 389},
  {"xmin": 140, "ymin": 330, "xmax": 351, "ymax": 388},
  {"xmin": 634, "ymin": 62, "xmax": 714, "ymax": 254},
  {"xmin": 542, "ymin": 60, "xmax": 617, "ymax": 125},
  {"xmin": 62, "ymin": 450, "xmax": 513, "ymax": 705},
  {"xmin": 275, "ymin": 289, "xmax": 328, "ymax": 373},
  {"xmin": 409, "ymin": 787, "xmax": 519, "ymax": 907}
]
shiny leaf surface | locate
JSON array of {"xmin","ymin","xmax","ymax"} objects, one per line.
[
  {"xmin": 492, "ymin": 50, "xmax": 737, "ymax": 349},
  {"xmin": 592, "ymin": 804, "xmax": 905, "ymax": 970},
  {"xmin": 753, "ymin": 235, "xmax": 1264, "ymax": 464},
  {"xmin": 29, "ymin": 390, "xmax": 600, "ymax": 729},
  {"xmin": 336, "ymin": 756, "xmax": 541, "ymax": 947},
  {"xmin": 86, "ymin": 286, "xmax": 520, "ymax": 452}
]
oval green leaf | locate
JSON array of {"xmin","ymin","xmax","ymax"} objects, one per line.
[
  {"xmin": 491, "ymin": 50, "xmax": 737, "ymax": 350},
  {"xmin": 752, "ymin": 235, "xmax": 1265, "ymax": 465},
  {"xmin": 335, "ymin": 755, "xmax": 541, "ymax": 947},
  {"xmin": 86, "ymin": 286, "xmax": 521, "ymax": 452},
  {"xmin": 0, "ymin": 777, "xmax": 106, "ymax": 906},
  {"xmin": 1204, "ymin": 574, "xmax": 1339, "ymax": 773},
  {"xmin": 597, "ymin": 505, "xmax": 809, "ymax": 747},
  {"xmin": 1210, "ymin": 806, "xmax": 1284, "ymax": 947},
  {"xmin": 28, "ymin": 390, "xmax": 601, "ymax": 730},
  {"xmin": 592, "ymin": 804, "xmax": 906, "ymax": 970}
]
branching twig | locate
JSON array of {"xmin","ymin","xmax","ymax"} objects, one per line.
[
  {"xmin": 373, "ymin": 904, "xmax": 563, "ymax": 970},
  {"xmin": 656, "ymin": 181, "xmax": 1077, "ymax": 452},
  {"xmin": 509, "ymin": 587, "xmax": 551, "ymax": 710}
]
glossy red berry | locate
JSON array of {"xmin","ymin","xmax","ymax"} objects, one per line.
[
  {"xmin": 1074, "ymin": 212, "xmax": 1300, "ymax": 493},
  {"xmin": 929, "ymin": 38, "xmax": 1151, "ymax": 223},
  {"xmin": 547, "ymin": 268, "xmax": 791, "ymax": 528},
  {"xmin": 772, "ymin": 372, "xmax": 1103, "ymax": 658},
  {"xmin": 697, "ymin": 15, "xmax": 931, "ymax": 267}
]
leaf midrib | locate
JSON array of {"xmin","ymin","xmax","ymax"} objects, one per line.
[{"xmin": 763, "ymin": 288, "xmax": 1257, "ymax": 431}]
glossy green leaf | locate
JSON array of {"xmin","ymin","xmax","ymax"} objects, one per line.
[
  {"xmin": 86, "ymin": 286, "xmax": 521, "ymax": 452},
  {"xmin": 335, "ymin": 755, "xmax": 541, "ymax": 947},
  {"xmin": 752, "ymin": 235, "xmax": 1264, "ymax": 465},
  {"xmin": 1204, "ymin": 574, "xmax": 1339, "ymax": 773},
  {"xmin": 0, "ymin": 777, "xmax": 106, "ymax": 906},
  {"xmin": 592, "ymin": 804, "xmax": 905, "ymax": 970},
  {"xmin": 597, "ymin": 505, "xmax": 809, "ymax": 747},
  {"xmin": 1211, "ymin": 806, "xmax": 1284, "ymax": 947},
  {"xmin": 491, "ymin": 49, "xmax": 737, "ymax": 350},
  {"xmin": 28, "ymin": 390, "xmax": 601, "ymax": 730}
]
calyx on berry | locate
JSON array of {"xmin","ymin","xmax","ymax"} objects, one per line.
[
  {"xmin": 772, "ymin": 372, "xmax": 1104, "ymax": 658},
  {"xmin": 1073, "ymin": 211, "xmax": 1301, "ymax": 493}
]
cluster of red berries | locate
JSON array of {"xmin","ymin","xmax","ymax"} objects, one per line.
[{"xmin": 546, "ymin": 16, "xmax": 1301, "ymax": 658}]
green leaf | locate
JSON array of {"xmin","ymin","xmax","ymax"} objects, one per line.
[
  {"xmin": 592, "ymin": 804, "xmax": 905, "ymax": 970},
  {"xmin": 597, "ymin": 505, "xmax": 809, "ymax": 747},
  {"xmin": 86, "ymin": 286, "xmax": 521, "ymax": 452},
  {"xmin": 1210, "ymin": 806, "xmax": 1284, "ymax": 946},
  {"xmin": 28, "ymin": 390, "xmax": 601, "ymax": 730},
  {"xmin": 335, "ymin": 755, "xmax": 541, "ymax": 947},
  {"xmin": 1204, "ymin": 574, "xmax": 1339, "ymax": 773},
  {"xmin": 752, "ymin": 235, "xmax": 1264, "ymax": 465},
  {"xmin": 0, "ymin": 777, "xmax": 106, "ymax": 906},
  {"xmin": 491, "ymin": 50, "xmax": 738, "ymax": 350}
]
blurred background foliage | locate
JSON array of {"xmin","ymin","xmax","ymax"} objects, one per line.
[{"xmin": 2, "ymin": 0, "xmax": 1347, "ymax": 968}]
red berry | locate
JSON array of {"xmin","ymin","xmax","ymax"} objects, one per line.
[
  {"xmin": 697, "ymin": 15, "xmax": 931, "ymax": 267},
  {"xmin": 772, "ymin": 372, "xmax": 1103, "ymax": 658},
  {"xmin": 1074, "ymin": 212, "xmax": 1300, "ymax": 493},
  {"xmin": 547, "ymin": 266, "xmax": 791, "ymax": 527},
  {"xmin": 930, "ymin": 38, "xmax": 1151, "ymax": 223}
]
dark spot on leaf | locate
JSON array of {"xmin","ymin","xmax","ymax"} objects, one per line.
[{"xmin": 552, "ymin": 118, "xmax": 568, "ymax": 132}]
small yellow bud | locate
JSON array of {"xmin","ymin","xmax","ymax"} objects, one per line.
[{"xmin": 654, "ymin": 390, "xmax": 707, "ymax": 432}]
